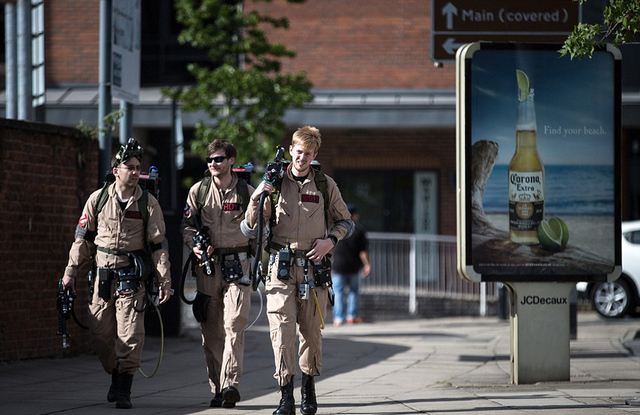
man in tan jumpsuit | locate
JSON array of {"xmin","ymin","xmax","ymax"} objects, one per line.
[
  {"xmin": 62, "ymin": 139, "xmax": 172, "ymax": 409},
  {"xmin": 245, "ymin": 126, "xmax": 354, "ymax": 415},
  {"xmin": 181, "ymin": 139, "xmax": 255, "ymax": 409}
]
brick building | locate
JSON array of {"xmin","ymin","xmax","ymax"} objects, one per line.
[
  {"xmin": 4, "ymin": 0, "xmax": 461, "ymax": 236},
  {"xmin": 4, "ymin": 0, "xmax": 639, "ymax": 232}
]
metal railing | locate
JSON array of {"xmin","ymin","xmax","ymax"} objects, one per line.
[{"xmin": 364, "ymin": 232, "xmax": 499, "ymax": 315}]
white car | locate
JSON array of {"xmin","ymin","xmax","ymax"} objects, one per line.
[{"xmin": 579, "ymin": 221, "xmax": 640, "ymax": 318}]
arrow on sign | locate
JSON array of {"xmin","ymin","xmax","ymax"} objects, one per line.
[
  {"xmin": 442, "ymin": 2, "xmax": 458, "ymax": 30},
  {"xmin": 442, "ymin": 37, "xmax": 464, "ymax": 55}
]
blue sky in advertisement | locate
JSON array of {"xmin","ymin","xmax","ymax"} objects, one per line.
[{"xmin": 471, "ymin": 49, "xmax": 615, "ymax": 167}]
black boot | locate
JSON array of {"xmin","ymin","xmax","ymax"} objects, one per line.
[
  {"xmin": 222, "ymin": 385, "xmax": 241, "ymax": 408},
  {"xmin": 210, "ymin": 392, "xmax": 223, "ymax": 407},
  {"xmin": 300, "ymin": 373, "xmax": 317, "ymax": 415},
  {"xmin": 115, "ymin": 372, "xmax": 134, "ymax": 409},
  {"xmin": 107, "ymin": 371, "xmax": 119, "ymax": 403},
  {"xmin": 273, "ymin": 379, "xmax": 295, "ymax": 415}
]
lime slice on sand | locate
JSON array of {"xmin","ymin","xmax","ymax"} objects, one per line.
[
  {"xmin": 537, "ymin": 217, "xmax": 569, "ymax": 251},
  {"xmin": 516, "ymin": 69, "xmax": 529, "ymax": 101}
]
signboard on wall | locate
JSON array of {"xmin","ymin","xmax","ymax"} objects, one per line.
[
  {"xmin": 414, "ymin": 171, "xmax": 439, "ymax": 234},
  {"xmin": 431, "ymin": 0, "xmax": 581, "ymax": 61},
  {"xmin": 112, "ymin": 0, "xmax": 141, "ymax": 105},
  {"xmin": 456, "ymin": 42, "xmax": 621, "ymax": 283}
]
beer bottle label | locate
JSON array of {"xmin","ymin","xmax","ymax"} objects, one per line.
[{"xmin": 508, "ymin": 171, "xmax": 544, "ymax": 231}]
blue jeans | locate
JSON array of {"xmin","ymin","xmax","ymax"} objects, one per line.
[{"xmin": 332, "ymin": 272, "xmax": 361, "ymax": 322}]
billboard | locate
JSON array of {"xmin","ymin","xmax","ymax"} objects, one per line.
[{"xmin": 456, "ymin": 42, "xmax": 621, "ymax": 283}]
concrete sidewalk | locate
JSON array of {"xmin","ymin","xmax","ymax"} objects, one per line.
[{"xmin": 3, "ymin": 311, "xmax": 640, "ymax": 414}]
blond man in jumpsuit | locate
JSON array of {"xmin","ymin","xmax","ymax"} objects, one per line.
[
  {"xmin": 62, "ymin": 139, "xmax": 172, "ymax": 409},
  {"xmin": 181, "ymin": 139, "xmax": 255, "ymax": 409},
  {"xmin": 245, "ymin": 126, "xmax": 354, "ymax": 415}
]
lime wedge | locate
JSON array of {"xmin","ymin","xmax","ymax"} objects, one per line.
[
  {"xmin": 516, "ymin": 69, "xmax": 529, "ymax": 101},
  {"xmin": 548, "ymin": 216, "xmax": 569, "ymax": 246},
  {"xmin": 537, "ymin": 217, "xmax": 569, "ymax": 252}
]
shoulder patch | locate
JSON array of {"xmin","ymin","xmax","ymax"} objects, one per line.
[{"xmin": 78, "ymin": 213, "xmax": 88, "ymax": 227}]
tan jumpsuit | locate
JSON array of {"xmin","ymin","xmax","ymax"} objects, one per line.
[
  {"xmin": 64, "ymin": 184, "xmax": 171, "ymax": 375},
  {"xmin": 245, "ymin": 167, "xmax": 351, "ymax": 386},
  {"xmin": 181, "ymin": 174, "xmax": 255, "ymax": 394}
]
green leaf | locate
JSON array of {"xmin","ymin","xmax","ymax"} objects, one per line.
[{"xmin": 170, "ymin": 0, "xmax": 313, "ymax": 165}]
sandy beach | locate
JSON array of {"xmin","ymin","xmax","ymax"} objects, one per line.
[{"xmin": 485, "ymin": 213, "xmax": 616, "ymax": 259}]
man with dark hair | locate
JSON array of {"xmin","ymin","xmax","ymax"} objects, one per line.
[
  {"xmin": 62, "ymin": 138, "xmax": 172, "ymax": 409},
  {"xmin": 181, "ymin": 139, "xmax": 255, "ymax": 409},
  {"xmin": 332, "ymin": 204, "xmax": 370, "ymax": 326}
]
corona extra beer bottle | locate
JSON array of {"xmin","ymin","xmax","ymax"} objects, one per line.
[{"xmin": 508, "ymin": 70, "xmax": 544, "ymax": 244}]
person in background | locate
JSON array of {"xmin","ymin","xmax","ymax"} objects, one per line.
[{"xmin": 331, "ymin": 204, "xmax": 370, "ymax": 326}]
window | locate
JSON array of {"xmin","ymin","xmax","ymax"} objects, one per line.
[
  {"xmin": 334, "ymin": 170, "xmax": 417, "ymax": 233},
  {"xmin": 625, "ymin": 230, "xmax": 640, "ymax": 244},
  {"xmin": 140, "ymin": 0, "xmax": 213, "ymax": 86}
]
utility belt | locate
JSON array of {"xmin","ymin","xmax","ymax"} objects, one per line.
[
  {"xmin": 211, "ymin": 246, "xmax": 251, "ymax": 285},
  {"xmin": 91, "ymin": 266, "xmax": 142, "ymax": 301},
  {"xmin": 270, "ymin": 248, "xmax": 332, "ymax": 288}
]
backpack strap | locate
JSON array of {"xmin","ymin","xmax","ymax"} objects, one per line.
[
  {"xmin": 95, "ymin": 181, "xmax": 111, "ymax": 218},
  {"xmin": 196, "ymin": 175, "xmax": 212, "ymax": 214},
  {"xmin": 236, "ymin": 177, "xmax": 250, "ymax": 213},
  {"xmin": 138, "ymin": 189, "xmax": 149, "ymax": 226},
  {"xmin": 313, "ymin": 170, "xmax": 330, "ymax": 218}
]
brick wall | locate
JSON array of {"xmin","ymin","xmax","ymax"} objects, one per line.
[
  {"xmin": 0, "ymin": 120, "xmax": 98, "ymax": 360},
  {"xmin": 246, "ymin": 0, "xmax": 456, "ymax": 90},
  {"xmin": 44, "ymin": 0, "xmax": 455, "ymax": 90},
  {"xmin": 45, "ymin": 1, "xmax": 100, "ymax": 84}
]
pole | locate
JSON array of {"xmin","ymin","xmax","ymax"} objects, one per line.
[
  {"xmin": 98, "ymin": 0, "xmax": 113, "ymax": 181},
  {"xmin": 16, "ymin": 0, "xmax": 31, "ymax": 121},
  {"xmin": 169, "ymin": 98, "xmax": 180, "ymax": 211},
  {"xmin": 119, "ymin": 100, "xmax": 132, "ymax": 145},
  {"xmin": 5, "ymin": 3, "xmax": 17, "ymax": 119},
  {"xmin": 409, "ymin": 235, "xmax": 417, "ymax": 315}
]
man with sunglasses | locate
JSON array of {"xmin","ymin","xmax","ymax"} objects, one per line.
[
  {"xmin": 181, "ymin": 139, "xmax": 256, "ymax": 409},
  {"xmin": 245, "ymin": 126, "xmax": 354, "ymax": 415},
  {"xmin": 62, "ymin": 139, "xmax": 172, "ymax": 409}
]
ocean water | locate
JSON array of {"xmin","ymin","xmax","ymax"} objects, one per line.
[{"xmin": 482, "ymin": 164, "xmax": 614, "ymax": 216}]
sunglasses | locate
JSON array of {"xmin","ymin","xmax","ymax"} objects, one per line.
[{"xmin": 206, "ymin": 156, "xmax": 227, "ymax": 163}]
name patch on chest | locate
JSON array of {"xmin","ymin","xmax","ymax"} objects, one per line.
[
  {"xmin": 301, "ymin": 194, "xmax": 320, "ymax": 204},
  {"xmin": 222, "ymin": 202, "xmax": 240, "ymax": 211},
  {"xmin": 125, "ymin": 210, "xmax": 143, "ymax": 219}
]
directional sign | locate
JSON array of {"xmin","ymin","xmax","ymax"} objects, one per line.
[
  {"xmin": 434, "ymin": 34, "xmax": 572, "ymax": 60},
  {"xmin": 432, "ymin": 0, "xmax": 581, "ymax": 61}
]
